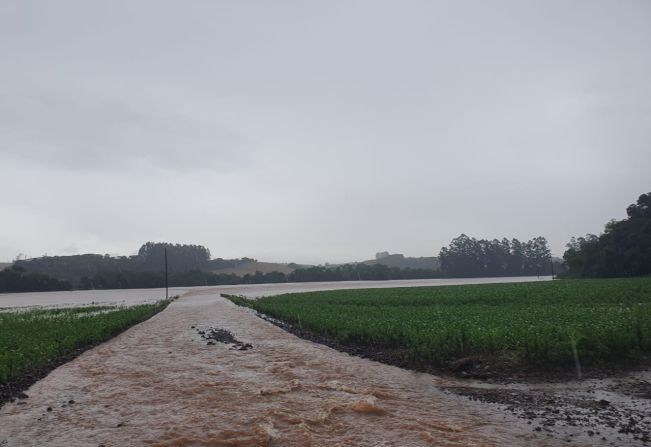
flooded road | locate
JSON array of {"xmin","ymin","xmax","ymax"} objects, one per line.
[{"xmin": 1, "ymin": 278, "xmax": 561, "ymax": 446}]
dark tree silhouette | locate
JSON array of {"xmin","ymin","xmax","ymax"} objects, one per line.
[
  {"xmin": 0, "ymin": 266, "xmax": 72, "ymax": 292},
  {"xmin": 563, "ymin": 192, "xmax": 651, "ymax": 277},
  {"xmin": 439, "ymin": 234, "xmax": 553, "ymax": 277}
]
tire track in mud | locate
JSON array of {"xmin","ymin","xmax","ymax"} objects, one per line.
[{"xmin": 0, "ymin": 288, "xmax": 546, "ymax": 447}]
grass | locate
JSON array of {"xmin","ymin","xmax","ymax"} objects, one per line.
[
  {"xmin": 0, "ymin": 300, "xmax": 171, "ymax": 384},
  {"xmin": 228, "ymin": 278, "xmax": 651, "ymax": 371}
]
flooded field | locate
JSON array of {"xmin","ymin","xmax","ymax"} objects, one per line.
[
  {"xmin": 0, "ymin": 276, "xmax": 550, "ymax": 308},
  {"xmin": 0, "ymin": 287, "xmax": 187, "ymax": 309},
  {"xmin": 4, "ymin": 276, "xmax": 647, "ymax": 446}
]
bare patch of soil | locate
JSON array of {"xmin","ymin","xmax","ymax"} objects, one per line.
[
  {"xmin": 194, "ymin": 326, "xmax": 252, "ymax": 351},
  {"xmin": 445, "ymin": 383, "xmax": 650, "ymax": 445}
]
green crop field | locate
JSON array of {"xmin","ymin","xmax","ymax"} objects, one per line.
[
  {"xmin": 229, "ymin": 278, "xmax": 651, "ymax": 371},
  {"xmin": 0, "ymin": 301, "xmax": 170, "ymax": 384}
]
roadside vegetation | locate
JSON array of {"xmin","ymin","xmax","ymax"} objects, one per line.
[
  {"xmin": 229, "ymin": 278, "xmax": 651, "ymax": 375},
  {"xmin": 0, "ymin": 300, "xmax": 171, "ymax": 388}
]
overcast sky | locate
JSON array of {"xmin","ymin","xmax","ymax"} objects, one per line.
[{"xmin": 1, "ymin": 1, "xmax": 649, "ymax": 264}]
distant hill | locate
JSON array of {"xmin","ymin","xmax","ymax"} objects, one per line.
[
  {"xmin": 0, "ymin": 262, "xmax": 11, "ymax": 271},
  {"xmin": 11, "ymin": 243, "xmax": 302, "ymax": 284},
  {"xmin": 363, "ymin": 253, "xmax": 440, "ymax": 270},
  {"xmin": 10, "ymin": 243, "xmax": 445, "ymax": 285}
]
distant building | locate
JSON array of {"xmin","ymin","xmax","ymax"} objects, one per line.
[{"xmin": 375, "ymin": 251, "xmax": 390, "ymax": 260}]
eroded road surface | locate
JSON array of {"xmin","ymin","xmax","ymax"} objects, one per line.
[{"xmin": 0, "ymin": 278, "xmax": 559, "ymax": 446}]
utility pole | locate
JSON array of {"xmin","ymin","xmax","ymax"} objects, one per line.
[
  {"xmin": 551, "ymin": 259, "xmax": 555, "ymax": 280},
  {"xmin": 164, "ymin": 247, "xmax": 169, "ymax": 300}
]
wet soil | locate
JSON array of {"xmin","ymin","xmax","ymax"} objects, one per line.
[
  {"xmin": 446, "ymin": 382, "xmax": 650, "ymax": 445},
  {"xmin": 257, "ymin": 312, "xmax": 651, "ymax": 446},
  {"xmin": 195, "ymin": 326, "xmax": 253, "ymax": 351}
]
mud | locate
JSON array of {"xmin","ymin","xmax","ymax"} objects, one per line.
[
  {"xmin": 444, "ymin": 380, "xmax": 651, "ymax": 445},
  {"xmin": 196, "ymin": 326, "xmax": 253, "ymax": 351}
]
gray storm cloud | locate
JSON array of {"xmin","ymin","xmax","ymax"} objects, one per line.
[{"xmin": 1, "ymin": 0, "xmax": 649, "ymax": 263}]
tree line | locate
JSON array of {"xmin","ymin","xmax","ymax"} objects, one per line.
[
  {"xmin": 563, "ymin": 192, "xmax": 651, "ymax": 277},
  {"xmin": 68, "ymin": 264, "xmax": 440, "ymax": 290},
  {"xmin": 439, "ymin": 234, "xmax": 554, "ymax": 277},
  {"xmin": 287, "ymin": 263, "xmax": 441, "ymax": 282},
  {"xmin": 12, "ymin": 243, "xmax": 253, "ymax": 282},
  {"xmin": 0, "ymin": 265, "xmax": 73, "ymax": 293},
  {"xmin": 1, "ymin": 260, "xmax": 443, "ymax": 293}
]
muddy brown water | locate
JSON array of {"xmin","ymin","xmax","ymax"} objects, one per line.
[{"xmin": 0, "ymin": 277, "xmax": 580, "ymax": 446}]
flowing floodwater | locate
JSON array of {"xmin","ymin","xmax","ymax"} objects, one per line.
[{"xmin": 1, "ymin": 277, "xmax": 571, "ymax": 446}]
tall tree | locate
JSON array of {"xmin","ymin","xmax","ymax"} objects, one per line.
[
  {"xmin": 563, "ymin": 192, "xmax": 651, "ymax": 277},
  {"xmin": 440, "ymin": 234, "xmax": 551, "ymax": 277},
  {"xmin": 138, "ymin": 242, "xmax": 211, "ymax": 272},
  {"xmin": 524, "ymin": 237, "xmax": 552, "ymax": 275}
]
